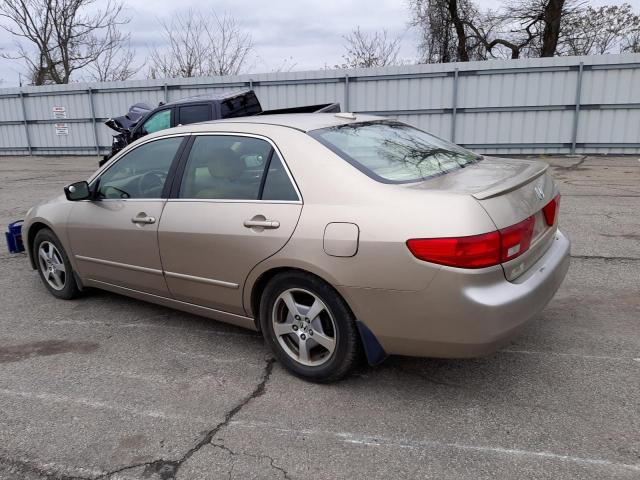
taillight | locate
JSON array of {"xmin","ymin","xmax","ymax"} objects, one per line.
[
  {"xmin": 407, "ymin": 215, "xmax": 539, "ymax": 268},
  {"xmin": 542, "ymin": 194, "xmax": 560, "ymax": 226},
  {"xmin": 499, "ymin": 216, "xmax": 535, "ymax": 262},
  {"xmin": 406, "ymin": 232, "xmax": 500, "ymax": 269}
]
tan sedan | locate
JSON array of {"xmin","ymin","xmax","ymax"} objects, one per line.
[{"xmin": 24, "ymin": 114, "xmax": 570, "ymax": 382}]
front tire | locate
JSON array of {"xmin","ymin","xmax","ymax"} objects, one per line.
[
  {"xmin": 33, "ymin": 229, "xmax": 80, "ymax": 300},
  {"xmin": 260, "ymin": 271, "xmax": 361, "ymax": 382}
]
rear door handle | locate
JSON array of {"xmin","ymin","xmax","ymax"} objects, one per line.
[
  {"xmin": 244, "ymin": 219, "xmax": 280, "ymax": 229},
  {"xmin": 132, "ymin": 215, "xmax": 156, "ymax": 225}
]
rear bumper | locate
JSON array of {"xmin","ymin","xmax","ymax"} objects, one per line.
[{"xmin": 340, "ymin": 230, "xmax": 571, "ymax": 358}]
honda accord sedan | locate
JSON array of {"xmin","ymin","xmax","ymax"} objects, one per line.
[{"xmin": 24, "ymin": 113, "xmax": 570, "ymax": 382}]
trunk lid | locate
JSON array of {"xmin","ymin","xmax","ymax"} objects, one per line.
[{"xmin": 408, "ymin": 156, "xmax": 559, "ymax": 280}]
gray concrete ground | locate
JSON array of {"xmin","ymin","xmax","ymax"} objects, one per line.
[{"xmin": 0, "ymin": 154, "xmax": 638, "ymax": 480}]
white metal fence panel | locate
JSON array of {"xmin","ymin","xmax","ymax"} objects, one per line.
[{"xmin": 0, "ymin": 54, "xmax": 638, "ymax": 156}]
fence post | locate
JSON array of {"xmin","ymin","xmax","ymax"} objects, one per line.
[
  {"xmin": 451, "ymin": 68, "xmax": 459, "ymax": 143},
  {"xmin": 248, "ymin": 79, "xmax": 253, "ymax": 90},
  {"xmin": 88, "ymin": 88, "xmax": 100, "ymax": 155},
  {"xmin": 344, "ymin": 74, "xmax": 350, "ymax": 112},
  {"xmin": 164, "ymin": 83, "xmax": 169, "ymax": 103},
  {"xmin": 19, "ymin": 91, "xmax": 32, "ymax": 155},
  {"xmin": 570, "ymin": 62, "xmax": 584, "ymax": 155}
]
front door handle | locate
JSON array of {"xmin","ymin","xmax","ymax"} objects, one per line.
[
  {"xmin": 244, "ymin": 219, "xmax": 280, "ymax": 229},
  {"xmin": 132, "ymin": 213, "xmax": 156, "ymax": 225}
]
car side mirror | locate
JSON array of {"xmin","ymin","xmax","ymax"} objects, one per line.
[{"xmin": 64, "ymin": 181, "xmax": 91, "ymax": 201}]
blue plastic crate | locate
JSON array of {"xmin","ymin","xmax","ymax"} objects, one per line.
[{"xmin": 5, "ymin": 220, "xmax": 24, "ymax": 254}]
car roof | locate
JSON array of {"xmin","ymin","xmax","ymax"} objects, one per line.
[{"xmin": 200, "ymin": 112, "xmax": 389, "ymax": 132}]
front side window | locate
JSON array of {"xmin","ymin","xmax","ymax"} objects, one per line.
[
  {"xmin": 97, "ymin": 137, "xmax": 183, "ymax": 199},
  {"xmin": 142, "ymin": 109, "xmax": 171, "ymax": 134},
  {"xmin": 179, "ymin": 135, "xmax": 299, "ymax": 201},
  {"xmin": 309, "ymin": 121, "xmax": 481, "ymax": 184}
]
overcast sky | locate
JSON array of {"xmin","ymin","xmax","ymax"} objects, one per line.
[{"xmin": 0, "ymin": 0, "xmax": 638, "ymax": 86}]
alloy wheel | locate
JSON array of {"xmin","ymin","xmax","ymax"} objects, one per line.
[
  {"xmin": 37, "ymin": 241, "xmax": 66, "ymax": 291},
  {"xmin": 271, "ymin": 288, "xmax": 337, "ymax": 367}
]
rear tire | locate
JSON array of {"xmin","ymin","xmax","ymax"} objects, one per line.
[
  {"xmin": 33, "ymin": 228, "xmax": 80, "ymax": 300},
  {"xmin": 259, "ymin": 271, "xmax": 361, "ymax": 382}
]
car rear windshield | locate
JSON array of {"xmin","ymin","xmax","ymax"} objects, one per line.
[{"xmin": 309, "ymin": 121, "xmax": 481, "ymax": 184}]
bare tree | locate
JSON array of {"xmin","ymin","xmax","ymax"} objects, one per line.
[
  {"xmin": 540, "ymin": 0, "xmax": 565, "ymax": 56},
  {"xmin": 447, "ymin": 0, "xmax": 470, "ymax": 61},
  {"xmin": 464, "ymin": 4, "xmax": 544, "ymax": 60},
  {"xmin": 0, "ymin": 0, "xmax": 132, "ymax": 85},
  {"xmin": 86, "ymin": 26, "xmax": 139, "ymax": 82},
  {"xmin": 409, "ymin": 0, "xmax": 486, "ymax": 63},
  {"xmin": 205, "ymin": 12, "xmax": 253, "ymax": 76},
  {"xmin": 410, "ymin": 0, "xmax": 591, "ymax": 61},
  {"xmin": 411, "ymin": 0, "xmax": 460, "ymax": 63},
  {"xmin": 270, "ymin": 56, "xmax": 298, "ymax": 73},
  {"xmin": 148, "ymin": 10, "xmax": 209, "ymax": 78},
  {"xmin": 622, "ymin": 30, "xmax": 640, "ymax": 53},
  {"xmin": 339, "ymin": 27, "xmax": 402, "ymax": 68},
  {"xmin": 148, "ymin": 10, "xmax": 253, "ymax": 78},
  {"xmin": 462, "ymin": 1, "xmax": 575, "ymax": 59},
  {"xmin": 559, "ymin": 3, "xmax": 640, "ymax": 55}
]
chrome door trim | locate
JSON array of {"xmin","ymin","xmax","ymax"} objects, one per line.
[
  {"xmin": 75, "ymin": 255, "xmax": 163, "ymax": 275},
  {"xmin": 166, "ymin": 198, "xmax": 301, "ymax": 205},
  {"xmin": 179, "ymin": 131, "xmax": 303, "ymax": 203},
  {"xmin": 164, "ymin": 271, "xmax": 239, "ymax": 289},
  {"xmin": 89, "ymin": 198, "xmax": 166, "ymax": 203}
]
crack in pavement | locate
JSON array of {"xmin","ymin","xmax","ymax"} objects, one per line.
[
  {"xmin": 561, "ymin": 194, "xmax": 640, "ymax": 197},
  {"xmin": 560, "ymin": 180, "xmax": 640, "ymax": 196},
  {"xmin": 211, "ymin": 443, "xmax": 292, "ymax": 480},
  {"xmin": 570, "ymin": 254, "xmax": 640, "ymax": 262},
  {"xmin": 7, "ymin": 357, "xmax": 277, "ymax": 480},
  {"xmin": 99, "ymin": 357, "xmax": 275, "ymax": 480},
  {"xmin": 0, "ymin": 456, "xmax": 97, "ymax": 480},
  {"xmin": 553, "ymin": 156, "xmax": 588, "ymax": 171}
]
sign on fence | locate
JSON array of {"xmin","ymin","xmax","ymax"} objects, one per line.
[
  {"xmin": 55, "ymin": 123, "xmax": 69, "ymax": 135},
  {"xmin": 52, "ymin": 106, "xmax": 67, "ymax": 119}
]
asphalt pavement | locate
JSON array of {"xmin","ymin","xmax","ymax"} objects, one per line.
[{"xmin": 0, "ymin": 154, "xmax": 638, "ymax": 479}]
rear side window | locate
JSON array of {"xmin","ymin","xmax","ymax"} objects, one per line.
[
  {"xmin": 179, "ymin": 104, "xmax": 210, "ymax": 125},
  {"xmin": 309, "ymin": 121, "xmax": 481, "ymax": 184},
  {"xmin": 261, "ymin": 153, "xmax": 299, "ymax": 201},
  {"xmin": 179, "ymin": 135, "xmax": 299, "ymax": 201},
  {"xmin": 220, "ymin": 92, "xmax": 263, "ymax": 118},
  {"xmin": 180, "ymin": 136, "xmax": 270, "ymax": 200}
]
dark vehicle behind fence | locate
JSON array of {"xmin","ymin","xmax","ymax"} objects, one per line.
[{"xmin": 101, "ymin": 89, "xmax": 340, "ymax": 165}]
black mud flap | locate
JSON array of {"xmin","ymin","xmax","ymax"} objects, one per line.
[{"xmin": 356, "ymin": 320, "xmax": 388, "ymax": 366}]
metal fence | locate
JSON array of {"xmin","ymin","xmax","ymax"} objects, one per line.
[{"xmin": 1, "ymin": 54, "xmax": 639, "ymax": 156}]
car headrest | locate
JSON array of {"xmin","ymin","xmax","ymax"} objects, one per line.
[{"xmin": 207, "ymin": 149, "xmax": 243, "ymax": 180}]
